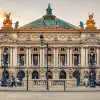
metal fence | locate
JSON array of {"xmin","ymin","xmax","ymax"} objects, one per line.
[{"xmin": 0, "ymin": 79, "xmax": 77, "ymax": 91}]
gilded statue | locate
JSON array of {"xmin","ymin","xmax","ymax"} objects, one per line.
[
  {"xmin": 3, "ymin": 12, "xmax": 12, "ymax": 27},
  {"xmin": 86, "ymin": 13, "xmax": 95, "ymax": 28}
]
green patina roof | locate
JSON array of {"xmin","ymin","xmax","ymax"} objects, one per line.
[{"xmin": 20, "ymin": 4, "xmax": 79, "ymax": 29}]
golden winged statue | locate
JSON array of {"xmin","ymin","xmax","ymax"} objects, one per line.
[
  {"xmin": 3, "ymin": 12, "xmax": 12, "ymax": 27},
  {"xmin": 86, "ymin": 13, "xmax": 95, "ymax": 28}
]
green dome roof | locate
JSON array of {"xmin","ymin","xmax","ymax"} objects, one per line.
[{"xmin": 20, "ymin": 4, "xmax": 79, "ymax": 29}]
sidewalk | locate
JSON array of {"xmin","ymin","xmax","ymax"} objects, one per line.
[{"xmin": 0, "ymin": 86, "xmax": 100, "ymax": 92}]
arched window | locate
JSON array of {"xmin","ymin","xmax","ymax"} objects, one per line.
[
  {"xmin": 59, "ymin": 71, "xmax": 66, "ymax": 79},
  {"xmin": 32, "ymin": 71, "xmax": 39, "ymax": 79},
  {"xmin": 17, "ymin": 70, "xmax": 25, "ymax": 81},
  {"xmin": 46, "ymin": 71, "xmax": 53, "ymax": 79}
]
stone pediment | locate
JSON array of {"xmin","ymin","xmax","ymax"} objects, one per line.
[
  {"xmin": 82, "ymin": 36, "xmax": 100, "ymax": 42},
  {"xmin": 0, "ymin": 35, "xmax": 16, "ymax": 43}
]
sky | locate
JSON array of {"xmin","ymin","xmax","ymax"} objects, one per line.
[{"xmin": 0, "ymin": 0, "xmax": 100, "ymax": 28}]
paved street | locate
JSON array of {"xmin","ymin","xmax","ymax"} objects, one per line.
[{"xmin": 0, "ymin": 92, "xmax": 100, "ymax": 100}]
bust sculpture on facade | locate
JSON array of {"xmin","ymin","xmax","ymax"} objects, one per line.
[{"xmin": 3, "ymin": 12, "xmax": 12, "ymax": 27}]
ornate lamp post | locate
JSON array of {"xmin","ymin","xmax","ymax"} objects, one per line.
[
  {"xmin": 3, "ymin": 49, "xmax": 7, "ymax": 86},
  {"xmin": 90, "ymin": 51, "xmax": 96, "ymax": 87},
  {"xmin": 40, "ymin": 34, "xmax": 49, "ymax": 90}
]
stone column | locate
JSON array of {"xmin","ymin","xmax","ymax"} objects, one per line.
[
  {"xmin": 86, "ymin": 47, "xmax": 88, "ymax": 66},
  {"xmin": 72, "ymin": 54, "xmax": 74, "ymax": 66},
  {"xmin": 97, "ymin": 47, "xmax": 99, "ymax": 65},
  {"xmin": 26, "ymin": 48, "xmax": 29, "ymax": 67},
  {"xmin": 70, "ymin": 48, "xmax": 72, "ymax": 66},
  {"xmin": 13, "ymin": 46, "xmax": 17, "ymax": 67},
  {"xmin": 67, "ymin": 48, "xmax": 69, "ymax": 66},
  {"xmin": 10, "ymin": 47, "xmax": 13, "ymax": 67},
  {"xmin": 38, "ymin": 53, "xmax": 39, "ymax": 65},
  {"xmin": 65, "ymin": 54, "xmax": 66, "ymax": 65},
  {"xmin": 79, "ymin": 54, "xmax": 81, "ymax": 64},
  {"xmin": 29, "ymin": 48, "xmax": 31, "ymax": 67},
  {"xmin": 56, "ymin": 48, "xmax": 58, "ymax": 67},
  {"xmin": 81, "ymin": 47, "xmax": 85, "ymax": 67},
  {"xmin": 43, "ymin": 48, "xmax": 45, "ymax": 67},
  {"xmin": 0, "ymin": 47, "xmax": 1, "ymax": 67},
  {"xmin": 40, "ymin": 47, "xmax": 43, "ymax": 67},
  {"xmin": 54, "ymin": 48, "xmax": 56, "ymax": 67}
]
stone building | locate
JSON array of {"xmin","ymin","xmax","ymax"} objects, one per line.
[{"xmin": 0, "ymin": 4, "xmax": 100, "ymax": 81}]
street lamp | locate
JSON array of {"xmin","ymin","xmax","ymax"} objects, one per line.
[
  {"xmin": 40, "ymin": 34, "xmax": 49, "ymax": 90},
  {"xmin": 2, "ymin": 49, "xmax": 7, "ymax": 86},
  {"xmin": 90, "ymin": 51, "xmax": 96, "ymax": 87}
]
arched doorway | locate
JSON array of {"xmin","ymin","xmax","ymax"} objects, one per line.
[
  {"xmin": 32, "ymin": 71, "xmax": 39, "ymax": 79},
  {"xmin": 2, "ymin": 71, "xmax": 9, "ymax": 79},
  {"xmin": 46, "ymin": 71, "xmax": 53, "ymax": 79},
  {"xmin": 17, "ymin": 70, "xmax": 25, "ymax": 81},
  {"xmin": 59, "ymin": 71, "xmax": 66, "ymax": 79}
]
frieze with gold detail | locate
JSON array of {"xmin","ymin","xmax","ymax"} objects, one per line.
[
  {"xmin": 72, "ymin": 34, "xmax": 80, "ymax": 39},
  {"xmin": 31, "ymin": 34, "xmax": 40, "ymax": 39},
  {"xmin": 18, "ymin": 34, "xmax": 26, "ymax": 39},
  {"xmin": 45, "ymin": 34, "xmax": 53, "ymax": 39},
  {"xmin": 59, "ymin": 34, "xmax": 66, "ymax": 39}
]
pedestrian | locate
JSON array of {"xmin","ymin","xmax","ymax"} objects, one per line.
[{"xmin": 84, "ymin": 78, "xmax": 89, "ymax": 87}]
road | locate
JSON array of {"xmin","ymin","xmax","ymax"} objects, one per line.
[{"xmin": 0, "ymin": 92, "xmax": 100, "ymax": 100}]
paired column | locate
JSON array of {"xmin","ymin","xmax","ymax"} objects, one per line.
[
  {"xmin": 97, "ymin": 47, "xmax": 99, "ymax": 65},
  {"xmin": 26, "ymin": 48, "xmax": 29, "ymax": 67},
  {"xmin": 81, "ymin": 47, "xmax": 85, "ymax": 67},
  {"xmin": 85, "ymin": 47, "xmax": 88, "ymax": 66},
  {"xmin": 53, "ymin": 48, "xmax": 56, "ymax": 67},
  {"xmin": 43, "ymin": 48, "xmax": 45, "ymax": 67},
  {"xmin": 29, "ymin": 48, "xmax": 31, "ymax": 66},
  {"xmin": 67, "ymin": 48, "xmax": 69, "ymax": 66},
  {"xmin": 40, "ymin": 47, "xmax": 43, "ymax": 67},
  {"xmin": 56, "ymin": 48, "xmax": 58, "ymax": 67},
  {"xmin": 10, "ymin": 47, "xmax": 13, "ymax": 66},
  {"xmin": 0, "ymin": 47, "xmax": 1, "ymax": 67},
  {"xmin": 13, "ymin": 46, "xmax": 17, "ymax": 67},
  {"xmin": 70, "ymin": 48, "xmax": 72, "ymax": 66}
]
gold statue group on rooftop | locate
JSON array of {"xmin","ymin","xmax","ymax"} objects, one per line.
[{"xmin": 2, "ymin": 12, "xmax": 96, "ymax": 29}]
